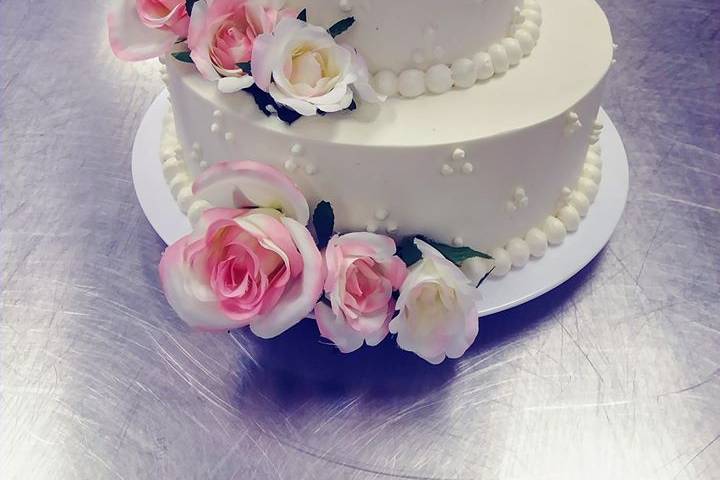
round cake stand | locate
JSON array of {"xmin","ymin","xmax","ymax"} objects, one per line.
[{"xmin": 132, "ymin": 89, "xmax": 629, "ymax": 317}]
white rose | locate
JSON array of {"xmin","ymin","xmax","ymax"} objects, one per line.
[
  {"xmin": 389, "ymin": 239, "xmax": 481, "ymax": 364},
  {"xmin": 251, "ymin": 17, "xmax": 384, "ymax": 116}
]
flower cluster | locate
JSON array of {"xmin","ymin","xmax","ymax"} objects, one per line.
[
  {"xmin": 108, "ymin": 0, "xmax": 384, "ymax": 120},
  {"xmin": 159, "ymin": 161, "xmax": 491, "ymax": 364}
]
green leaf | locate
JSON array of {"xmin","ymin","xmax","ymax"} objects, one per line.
[
  {"xmin": 235, "ymin": 62, "xmax": 252, "ymax": 75},
  {"xmin": 312, "ymin": 201, "xmax": 335, "ymax": 249},
  {"xmin": 396, "ymin": 235, "xmax": 492, "ymax": 268},
  {"xmin": 185, "ymin": 0, "xmax": 199, "ymax": 16},
  {"xmin": 297, "ymin": 9, "xmax": 307, "ymax": 22},
  {"xmin": 327, "ymin": 16, "xmax": 355, "ymax": 38},
  {"xmin": 426, "ymin": 239, "xmax": 493, "ymax": 265},
  {"xmin": 396, "ymin": 236, "xmax": 423, "ymax": 267},
  {"xmin": 171, "ymin": 51, "xmax": 193, "ymax": 63}
]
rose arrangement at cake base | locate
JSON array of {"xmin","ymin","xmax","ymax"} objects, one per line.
[
  {"xmin": 108, "ymin": 0, "xmax": 385, "ymax": 124},
  {"xmin": 108, "ymin": 0, "xmax": 495, "ymax": 363},
  {"xmin": 158, "ymin": 160, "xmax": 493, "ymax": 364}
]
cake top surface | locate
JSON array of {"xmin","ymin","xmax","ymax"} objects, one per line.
[
  {"xmin": 175, "ymin": 0, "xmax": 613, "ymax": 146},
  {"xmin": 279, "ymin": 0, "xmax": 523, "ymax": 72}
]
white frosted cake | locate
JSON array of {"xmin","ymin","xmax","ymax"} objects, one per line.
[{"xmin": 110, "ymin": 0, "xmax": 614, "ymax": 363}]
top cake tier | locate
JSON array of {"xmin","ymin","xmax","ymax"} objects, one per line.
[{"xmin": 280, "ymin": 0, "xmax": 524, "ymax": 72}]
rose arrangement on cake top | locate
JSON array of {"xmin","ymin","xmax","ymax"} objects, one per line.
[
  {"xmin": 159, "ymin": 160, "xmax": 493, "ymax": 364},
  {"xmin": 108, "ymin": 0, "xmax": 385, "ymax": 123}
]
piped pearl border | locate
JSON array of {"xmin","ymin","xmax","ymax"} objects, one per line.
[
  {"xmin": 159, "ymin": 109, "xmax": 213, "ymax": 226},
  {"xmin": 372, "ymin": 0, "xmax": 542, "ymax": 99},
  {"xmin": 159, "ymin": 103, "xmax": 604, "ymax": 285},
  {"xmin": 464, "ymin": 120, "xmax": 604, "ymax": 281}
]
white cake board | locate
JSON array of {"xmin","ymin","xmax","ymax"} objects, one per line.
[{"xmin": 132, "ymin": 90, "xmax": 629, "ymax": 317}]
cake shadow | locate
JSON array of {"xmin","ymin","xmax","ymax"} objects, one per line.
[
  {"xmin": 231, "ymin": 249, "xmax": 605, "ymax": 411},
  {"xmin": 469, "ymin": 248, "xmax": 604, "ymax": 354}
]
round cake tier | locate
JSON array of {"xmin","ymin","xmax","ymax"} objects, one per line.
[
  {"xmin": 280, "ymin": 0, "xmax": 523, "ymax": 72},
  {"xmin": 163, "ymin": 0, "xmax": 613, "ymax": 254}
]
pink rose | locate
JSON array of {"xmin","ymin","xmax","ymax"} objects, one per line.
[
  {"xmin": 314, "ymin": 233, "xmax": 407, "ymax": 353},
  {"xmin": 160, "ymin": 207, "xmax": 324, "ymax": 337},
  {"xmin": 160, "ymin": 160, "xmax": 323, "ymax": 337},
  {"xmin": 188, "ymin": 0, "xmax": 294, "ymax": 80},
  {"xmin": 108, "ymin": 0, "xmax": 190, "ymax": 61},
  {"xmin": 192, "ymin": 160, "xmax": 310, "ymax": 225}
]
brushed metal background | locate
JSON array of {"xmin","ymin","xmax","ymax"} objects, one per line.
[{"xmin": 2, "ymin": 0, "xmax": 719, "ymax": 478}]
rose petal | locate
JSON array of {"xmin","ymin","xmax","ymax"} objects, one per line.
[
  {"xmin": 217, "ymin": 75, "xmax": 255, "ymax": 93},
  {"xmin": 269, "ymin": 85, "xmax": 318, "ymax": 116},
  {"xmin": 192, "ymin": 160, "xmax": 310, "ymax": 225},
  {"xmin": 249, "ymin": 217, "xmax": 324, "ymax": 339},
  {"xmin": 314, "ymin": 302, "xmax": 365, "ymax": 353},
  {"xmin": 159, "ymin": 234, "xmax": 244, "ymax": 331},
  {"xmin": 108, "ymin": 0, "xmax": 179, "ymax": 61}
]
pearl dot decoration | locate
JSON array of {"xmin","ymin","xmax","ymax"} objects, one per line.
[
  {"xmin": 521, "ymin": 8, "xmax": 542, "ymax": 26},
  {"xmin": 283, "ymin": 159, "xmax": 297, "ymax": 172},
  {"xmin": 366, "ymin": 223, "xmax": 378, "ymax": 233},
  {"xmin": 385, "ymin": 221, "xmax": 398, "ymax": 234},
  {"xmin": 501, "ymin": 38, "xmax": 523, "ymax": 66},
  {"xmin": 569, "ymin": 191, "xmax": 590, "ymax": 217},
  {"xmin": 382, "ymin": 0, "xmax": 540, "ymax": 99},
  {"xmin": 577, "ymin": 177, "xmax": 599, "ymax": 202},
  {"xmin": 582, "ymin": 163, "xmax": 602, "ymax": 183},
  {"xmin": 187, "ymin": 200, "xmax": 212, "ymax": 225},
  {"xmin": 557, "ymin": 205, "xmax": 580, "ymax": 232},
  {"xmin": 199, "ymin": 160, "xmax": 208, "ymax": 169},
  {"xmin": 224, "ymin": 132, "xmax": 235, "ymax": 143},
  {"xmin": 506, "ymin": 237, "xmax": 531, "ymax": 268},
  {"xmin": 398, "ymin": 70, "xmax": 426, "ymax": 98},
  {"xmin": 425, "ymin": 64, "xmax": 453, "ymax": 94},
  {"xmin": 210, "ymin": 122, "xmax": 220, "ymax": 133},
  {"xmin": 452, "ymin": 237, "xmax": 464, "ymax": 247},
  {"xmin": 488, "ymin": 43, "xmax": 510, "ymax": 74},
  {"xmin": 304, "ymin": 163, "xmax": 318, "ymax": 175},
  {"xmin": 461, "ymin": 257, "xmax": 493, "ymax": 285},
  {"xmin": 290, "ymin": 143, "xmax": 304, "ymax": 156},
  {"xmin": 512, "ymin": 6, "xmax": 524, "ymax": 24},
  {"xmin": 507, "ymin": 186, "xmax": 528, "ymax": 213},
  {"xmin": 474, "ymin": 52, "xmax": 495, "ymax": 80},
  {"xmin": 373, "ymin": 70, "xmax": 399, "ymax": 97},
  {"xmin": 518, "ymin": 20, "xmax": 540, "ymax": 41},
  {"xmin": 514, "ymin": 29, "xmax": 535, "ymax": 55},
  {"xmin": 212, "ymin": 109, "xmax": 223, "ymax": 119},
  {"xmin": 162, "ymin": 157, "xmax": 183, "ymax": 181},
  {"xmin": 525, "ymin": 228, "xmax": 548, "ymax": 257},
  {"xmin": 168, "ymin": 173, "xmax": 191, "ymax": 196},
  {"xmin": 451, "ymin": 58, "xmax": 477, "ymax": 88},
  {"xmin": 491, "ymin": 248, "xmax": 512, "ymax": 277},
  {"xmin": 441, "ymin": 148, "xmax": 474, "ymax": 177},
  {"xmin": 564, "ymin": 111, "xmax": 583, "ymax": 136},
  {"xmin": 543, "ymin": 216, "xmax": 567, "ymax": 245},
  {"xmin": 375, "ymin": 208, "xmax": 389, "ymax": 221},
  {"xmin": 177, "ymin": 186, "xmax": 194, "ymax": 213},
  {"xmin": 589, "ymin": 120, "xmax": 604, "ymax": 145},
  {"xmin": 338, "ymin": 0, "xmax": 352, "ymax": 12}
]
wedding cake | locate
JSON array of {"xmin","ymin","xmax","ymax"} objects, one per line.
[{"xmin": 109, "ymin": 0, "xmax": 614, "ymax": 363}]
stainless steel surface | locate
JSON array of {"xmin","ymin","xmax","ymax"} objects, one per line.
[{"xmin": 2, "ymin": 0, "xmax": 719, "ymax": 478}]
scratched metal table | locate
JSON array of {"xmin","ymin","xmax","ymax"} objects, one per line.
[{"xmin": 2, "ymin": 0, "xmax": 719, "ymax": 478}]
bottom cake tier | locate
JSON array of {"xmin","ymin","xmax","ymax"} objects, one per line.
[{"xmin": 158, "ymin": 106, "xmax": 605, "ymax": 279}]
